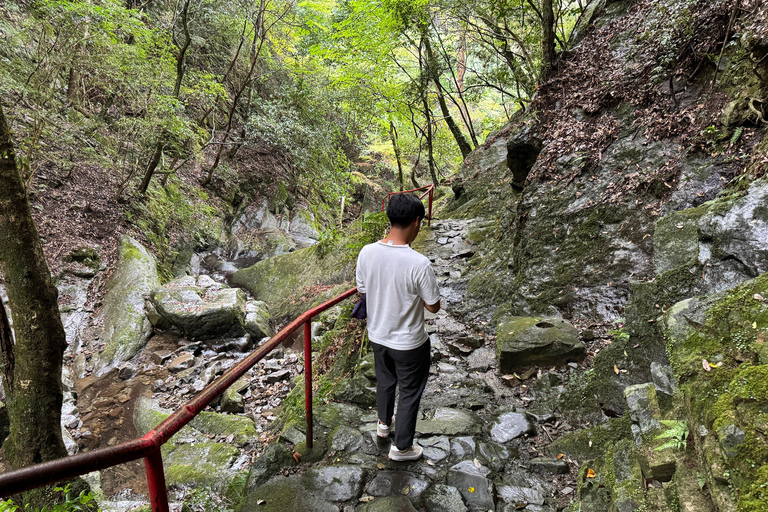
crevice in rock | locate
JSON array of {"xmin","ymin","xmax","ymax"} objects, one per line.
[{"xmin": 507, "ymin": 139, "xmax": 542, "ymax": 191}]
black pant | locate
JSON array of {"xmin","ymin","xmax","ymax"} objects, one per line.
[{"xmin": 372, "ymin": 339, "xmax": 431, "ymax": 450}]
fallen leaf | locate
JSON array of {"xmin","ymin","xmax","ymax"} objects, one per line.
[
  {"xmin": 754, "ymin": 294, "xmax": 765, "ymax": 301},
  {"xmin": 587, "ymin": 469, "xmax": 596, "ymax": 478},
  {"xmin": 473, "ymin": 458, "xmax": 482, "ymax": 469},
  {"xmin": 702, "ymin": 359, "xmax": 712, "ymax": 372},
  {"xmin": 377, "ymin": 462, "xmax": 385, "ymax": 469},
  {"xmin": 426, "ymin": 459, "xmax": 435, "ymax": 466},
  {"xmin": 292, "ymin": 452, "xmax": 301, "ymax": 463},
  {"xmin": 557, "ymin": 454, "xmax": 564, "ymax": 459},
  {"xmin": 257, "ymin": 499, "xmax": 266, "ymax": 505},
  {"xmin": 614, "ymin": 365, "xmax": 619, "ymax": 375},
  {"xmin": 468, "ymin": 487, "xmax": 476, "ymax": 494},
  {"xmin": 753, "ymin": 322, "xmax": 758, "ymax": 329},
  {"xmin": 359, "ymin": 496, "xmax": 374, "ymax": 503},
  {"xmin": 589, "ymin": 440, "xmax": 593, "ymax": 448},
  {"xmin": 402, "ymin": 486, "xmax": 410, "ymax": 495}
]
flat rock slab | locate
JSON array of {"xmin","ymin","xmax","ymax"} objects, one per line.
[
  {"xmin": 496, "ymin": 317, "xmax": 586, "ymax": 373},
  {"xmin": 303, "ymin": 465, "xmax": 366, "ymax": 502},
  {"xmin": 423, "ymin": 484, "xmax": 468, "ymax": 512},
  {"xmin": 420, "ymin": 436, "xmax": 451, "ymax": 462},
  {"xmin": 529, "ymin": 457, "xmax": 570, "ymax": 475},
  {"xmin": 366, "ymin": 471, "xmax": 430, "ymax": 498},
  {"xmin": 490, "ymin": 411, "xmax": 535, "ymax": 443},
  {"xmin": 236, "ymin": 475, "xmax": 337, "ymax": 512},
  {"xmin": 446, "ymin": 461, "xmax": 495, "ymax": 511},
  {"xmin": 416, "ymin": 408, "xmax": 484, "ymax": 436}
]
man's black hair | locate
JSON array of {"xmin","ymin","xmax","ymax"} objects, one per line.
[{"xmin": 386, "ymin": 193, "xmax": 425, "ymax": 228}]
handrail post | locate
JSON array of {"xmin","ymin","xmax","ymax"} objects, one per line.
[
  {"xmin": 428, "ymin": 186, "xmax": 433, "ymax": 226},
  {"xmin": 304, "ymin": 319, "xmax": 313, "ymax": 449},
  {"xmin": 145, "ymin": 447, "xmax": 170, "ymax": 512}
]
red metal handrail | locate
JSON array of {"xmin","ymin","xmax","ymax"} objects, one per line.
[
  {"xmin": 381, "ymin": 185, "xmax": 434, "ymax": 227},
  {"xmin": 0, "ymin": 286, "xmax": 359, "ymax": 511}
]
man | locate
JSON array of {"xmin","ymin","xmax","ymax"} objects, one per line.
[{"xmin": 355, "ymin": 193, "xmax": 441, "ymax": 461}]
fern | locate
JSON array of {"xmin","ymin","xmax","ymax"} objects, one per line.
[{"xmin": 654, "ymin": 419, "xmax": 689, "ymax": 451}]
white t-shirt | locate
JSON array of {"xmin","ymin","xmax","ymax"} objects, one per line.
[{"xmin": 355, "ymin": 241, "xmax": 441, "ymax": 351}]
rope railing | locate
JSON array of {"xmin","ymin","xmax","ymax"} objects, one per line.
[
  {"xmin": 0, "ymin": 286, "xmax": 359, "ymax": 512},
  {"xmin": 381, "ymin": 184, "xmax": 434, "ymax": 227}
]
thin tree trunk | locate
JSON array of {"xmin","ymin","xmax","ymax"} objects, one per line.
[
  {"xmin": 542, "ymin": 0, "xmax": 556, "ymax": 79},
  {"xmin": 424, "ymin": 37, "xmax": 473, "ymax": 159},
  {"xmin": 388, "ymin": 120, "xmax": 404, "ymax": 191},
  {"xmin": 0, "ymin": 104, "xmax": 70, "ymax": 508}
]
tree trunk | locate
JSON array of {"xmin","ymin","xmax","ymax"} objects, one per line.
[
  {"xmin": 388, "ymin": 120, "xmax": 404, "ymax": 191},
  {"xmin": 0, "ymin": 103, "xmax": 70, "ymax": 507},
  {"xmin": 541, "ymin": 0, "xmax": 556, "ymax": 79},
  {"xmin": 424, "ymin": 38, "xmax": 473, "ymax": 159}
]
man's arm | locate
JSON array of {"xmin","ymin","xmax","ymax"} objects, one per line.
[{"xmin": 424, "ymin": 299, "xmax": 441, "ymax": 313}]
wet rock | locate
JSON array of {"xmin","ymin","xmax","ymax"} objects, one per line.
[
  {"xmin": 357, "ymin": 496, "xmax": 417, "ymax": 512},
  {"xmin": 420, "ymin": 436, "xmax": 451, "ymax": 462},
  {"xmin": 416, "ymin": 408, "xmax": 483, "ymax": 436},
  {"xmin": 497, "ymin": 484, "xmax": 545, "ymax": 506},
  {"xmin": 303, "ymin": 465, "xmax": 366, "ymax": 502},
  {"xmin": 366, "ymin": 471, "xmax": 430, "ymax": 498},
  {"xmin": 490, "ymin": 410, "xmax": 534, "ymax": 443},
  {"xmin": 266, "ymin": 369, "xmax": 292, "ymax": 383},
  {"xmin": 208, "ymin": 335, "xmax": 253, "ymax": 352},
  {"xmin": 623, "ymin": 383, "xmax": 661, "ymax": 440},
  {"xmin": 245, "ymin": 300, "xmax": 274, "ymax": 339},
  {"xmin": 332, "ymin": 375, "xmax": 377, "ymax": 407},
  {"xmin": 118, "ymin": 364, "xmax": 135, "ymax": 380},
  {"xmin": 496, "ymin": 317, "xmax": 586, "ymax": 373},
  {"xmin": 466, "ymin": 347, "xmax": 495, "ymax": 372},
  {"xmin": 151, "ymin": 350, "xmax": 174, "ymax": 365},
  {"xmin": 476, "ymin": 441, "xmax": 513, "ymax": 472},
  {"xmin": 279, "ymin": 426, "xmax": 306, "ymax": 446},
  {"xmin": 332, "ymin": 425, "xmax": 365, "ymax": 452},
  {"xmin": 446, "ymin": 461, "xmax": 495, "ymax": 511},
  {"xmin": 450, "ymin": 437, "xmax": 476, "ymax": 460},
  {"xmin": 529, "ymin": 457, "xmax": 570, "ymax": 475},
  {"xmin": 91, "ymin": 237, "xmax": 159, "ymax": 376},
  {"xmin": 650, "ymin": 362, "xmax": 675, "ymax": 396},
  {"xmin": 246, "ymin": 443, "xmax": 296, "ymax": 491},
  {"xmin": 168, "ymin": 353, "xmax": 195, "ymax": 373},
  {"xmin": 718, "ymin": 424, "xmax": 746, "ymax": 459},
  {"xmin": 237, "ymin": 474, "xmax": 338, "ymax": 512},
  {"xmin": 423, "ymin": 484, "xmax": 468, "ymax": 512},
  {"xmin": 220, "ymin": 387, "xmax": 245, "ymax": 413}
]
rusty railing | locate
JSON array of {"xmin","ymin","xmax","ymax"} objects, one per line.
[
  {"xmin": 381, "ymin": 184, "xmax": 434, "ymax": 227},
  {"xmin": 0, "ymin": 286, "xmax": 359, "ymax": 511}
]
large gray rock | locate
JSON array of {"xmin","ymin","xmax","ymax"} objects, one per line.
[
  {"xmin": 623, "ymin": 383, "xmax": 661, "ymax": 440},
  {"xmin": 303, "ymin": 465, "xmax": 366, "ymax": 502},
  {"xmin": 245, "ymin": 300, "xmax": 274, "ymax": 338},
  {"xmin": 496, "ymin": 317, "xmax": 586, "ymax": 373},
  {"xmin": 151, "ymin": 276, "xmax": 250, "ymax": 340},
  {"xmin": 247, "ymin": 443, "xmax": 297, "ymax": 491},
  {"xmin": 416, "ymin": 408, "xmax": 484, "ymax": 436},
  {"xmin": 237, "ymin": 475, "xmax": 337, "ymax": 512},
  {"xmin": 423, "ymin": 484, "xmax": 468, "ymax": 512},
  {"xmin": 92, "ymin": 237, "xmax": 159, "ymax": 376},
  {"xmin": 446, "ymin": 461, "xmax": 495, "ymax": 511},
  {"xmin": 653, "ymin": 179, "xmax": 768, "ymax": 293},
  {"xmin": 490, "ymin": 410, "xmax": 535, "ymax": 443}
]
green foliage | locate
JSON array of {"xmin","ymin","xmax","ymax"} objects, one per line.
[
  {"xmin": 0, "ymin": 485, "xmax": 98, "ymax": 512},
  {"xmin": 654, "ymin": 419, "xmax": 689, "ymax": 451},
  {"xmin": 130, "ymin": 178, "xmax": 220, "ymax": 280}
]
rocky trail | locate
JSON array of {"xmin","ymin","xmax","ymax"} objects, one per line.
[{"xmin": 231, "ymin": 218, "xmax": 598, "ymax": 512}]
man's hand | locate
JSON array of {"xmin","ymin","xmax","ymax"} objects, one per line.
[{"xmin": 424, "ymin": 300, "xmax": 441, "ymax": 313}]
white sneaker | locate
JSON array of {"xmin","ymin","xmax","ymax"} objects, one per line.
[
  {"xmin": 377, "ymin": 417, "xmax": 394, "ymax": 438},
  {"xmin": 388, "ymin": 444, "xmax": 423, "ymax": 461}
]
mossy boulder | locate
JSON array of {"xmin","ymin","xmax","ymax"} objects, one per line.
[
  {"xmin": 496, "ymin": 317, "xmax": 586, "ymax": 373},
  {"xmin": 236, "ymin": 474, "xmax": 338, "ymax": 512},
  {"xmin": 150, "ymin": 276, "xmax": 250, "ymax": 340},
  {"xmin": 230, "ymin": 245, "xmax": 352, "ymax": 322},
  {"xmin": 92, "ymin": 237, "xmax": 159, "ymax": 376}
]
